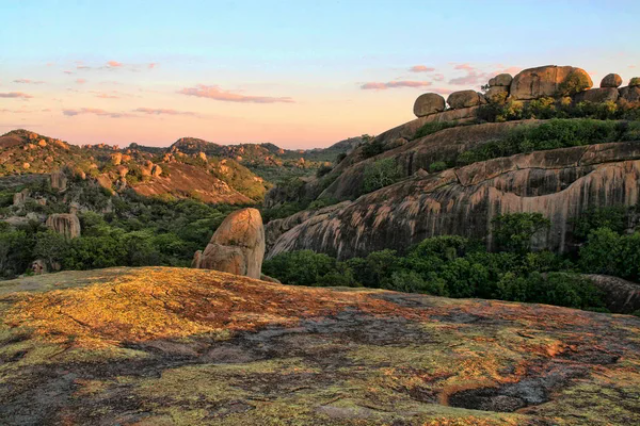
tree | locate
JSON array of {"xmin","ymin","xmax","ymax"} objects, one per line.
[
  {"xmin": 491, "ymin": 212, "xmax": 550, "ymax": 254},
  {"xmin": 363, "ymin": 158, "xmax": 401, "ymax": 192}
]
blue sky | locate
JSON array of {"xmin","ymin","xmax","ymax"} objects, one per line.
[{"xmin": 1, "ymin": 0, "xmax": 639, "ymax": 148}]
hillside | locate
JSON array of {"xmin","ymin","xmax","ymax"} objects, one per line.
[
  {"xmin": 265, "ymin": 65, "xmax": 640, "ymax": 259},
  {"xmin": 1, "ymin": 267, "xmax": 639, "ymax": 425}
]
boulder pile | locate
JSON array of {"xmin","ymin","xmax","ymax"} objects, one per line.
[{"xmin": 413, "ymin": 64, "xmax": 638, "ymax": 119}]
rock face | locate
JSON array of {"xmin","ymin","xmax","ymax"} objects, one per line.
[
  {"xmin": 13, "ymin": 188, "xmax": 30, "ymax": 207},
  {"xmin": 196, "ymin": 208, "xmax": 265, "ymax": 279},
  {"xmin": 620, "ymin": 86, "xmax": 640, "ymax": 102},
  {"xmin": 50, "ymin": 171, "xmax": 67, "ymax": 192},
  {"xmin": 510, "ymin": 65, "xmax": 592, "ymax": 100},
  {"xmin": 413, "ymin": 93, "xmax": 446, "ymax": 117},
  {"xmin": 46, "ymin": 213, "xmax": 81, "ymax": 239},
  {"xmin": 447, "ymin": 90, "xmax": 484, "ymax": 109},
  {"xmin": 601, "ymin": 73, "xmax": 622, "ymax": 88},
  {"xmin": 268, "ymin": 141, "xmax": 640, "ymax": 260},
  {"xmin": 585, "ymin": 275, "xmax": 640, "ymax": 314},
  {"xmin": 574, "ymin": 87, "xmax": 619, "ymax": 104}
]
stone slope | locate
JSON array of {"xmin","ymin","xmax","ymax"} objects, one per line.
[
  {"xmin": 268, "ymin": 141, "xmax": 640, "ymax": 259},
  {"xmin": 1, "ymin": 267, "xmax": 640, "ymax": 425}
]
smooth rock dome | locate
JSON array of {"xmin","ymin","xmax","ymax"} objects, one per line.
[
  {"xmin": 510, "ymin": 65, "xmax": 592, "ymax": 100},
  {"xmin": 600, "ymin": 73, "xmax": 622, "ymax": 88}
]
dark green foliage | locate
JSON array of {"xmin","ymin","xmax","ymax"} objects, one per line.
[
  {"xmin": 361, "ymin": 138, "xmax": 385, "ymax": 159},
  {"xmin": 428, "ymin": 161, "xmax": 448, "ymax": 172},
  {"xmin": 316, "ymin": 164, "xmax": 333, "ymax": 178},
  {"xmin": 363, "ymin": 158, "xmax": 402, "ymax": 193},
  {"xmin": 557, "ymin": 71, "xmax": 592, "ymax": 97},
  {"xmin": 579, "ymin": 228, "xmax": 640, "ymax": 281},
  {"xmin": 572, "ymin": 206, "xmax": 629, "ymax": 241},
  {"xmin": 413, "ymin": 121, "xmax": 458, "ymax": 140},
  {"xmin": 261, "ymin": 250, "xmax": 350, "ymax": 287},
  {"xmin": 457, "ymin": 119, "xmax": 633, "ymax": 166},
  {"xmin": 336, "ymin": 153, "xmax": 347, "ymax": 163},
  {"xmin": 492, "ymin": 212, "xmax": 551, "ymax": 254}
]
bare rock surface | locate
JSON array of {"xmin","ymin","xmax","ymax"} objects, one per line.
[
  {"xmin": 0, "ymin": 267, "xmax": 639, "ymax": 425},
  {"xmin": 510, "ymin": 65, "xmax": 592, "ymax": 100},
  {"xmin": 45, "ymin": 213, "xmax": 81, "ymax": 239}
]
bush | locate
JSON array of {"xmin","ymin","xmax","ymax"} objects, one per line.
[
  {"xmin": 363, "ymin": 158, "xmax": 402, "ymax": 193},
  {"xmin": 361, "ymin": 138, "xmax": 385, "ymax": 159},
  {"xmin": 572, "ymin": 206, "xmax": 629, "ymax": 241},
  {"xmin": 428, "ymin": 161, "xmax": 448, "ymax": 172},
  {"xmin": 557, "ymin": 71, "xmax": 592, "ymax": 97},
  {"xmin": 491, "ymin": 212, "xmax": 550, "ymax": 254},
  {"xmin": 414, "ymin": 121, "xmax": 458, "ymax": 140},
  {"xmin": 579, "ymin": 228, "xmax": 640, "ymax": 280},
  {"xmin": 630, "ymin": 77, "xmax": 640, "ymax": 87},
  {"xmin": 316, "ymin": 164, "xmax": 333, "ymax": 178},
  {"xmin": 336, "ymin": 153, "xmax": 347, "ymax": 163},
  {"xmin": 262, "ymin": 250, "xmax": 338, "ymax": 286}
]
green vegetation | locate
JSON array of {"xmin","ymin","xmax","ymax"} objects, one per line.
[
  {"xmin": 263, "ymin": 210, "xmax": 640, "ymax": 311},
  {"xmin": 456, "ymin": 119, "xmax": 640, "ymax": 166},
  {"xmin": 413, "ymin": 121, "xmax": 459, "ymax": 140},
  {"xmin": 477, "ymin": 96, "xmax": 640, "ymax": 123},
  {"xmin": 630, "ymin": 77, "xmax": 640, "ymax": 87},
  {"xmin": 557, "ymin": 70, "xmax": 592, "ymax": 97},
  {"xmin": 363, "ymin": 158, "xmax": 403, "ymax": 192},
  {"xmin": 428, "ymin": 161, "xmax": 448, "ymax": 172},
  {"xmin": 0, "ymin": 181, "xmax": 241, "ymax": 279}
]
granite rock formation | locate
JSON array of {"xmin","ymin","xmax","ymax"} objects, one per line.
[
  {"xmin": 195, "ymin": 208, "xmax": 265, "ymax": 279},
  {"xmin": 45, "ymin": 213, "xmax": 81, "ymax": 239},
  {"xmin": 268, "ymin": 141, "xmax": 640, "ymax": 260}
]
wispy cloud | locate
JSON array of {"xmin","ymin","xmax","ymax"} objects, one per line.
[
  {"xmin": 0, "ymin": 92, "xmax": 33, "ymax": 99},
  {"xmin": 449, "ymin": 63, "xmax": 522, "ymax": 86},
  {"xmin": 360, "ymin": 81, "xmax": 432, "ymax": 90},
  {"xmin": 92, "ymin": 92, "xmax": 120, "ymax": 99},
  {"xmin": 63, "ymin": 70, "xmax": 74, "ymax": 75},
  {"xmin": 75, "ymin": 78, "xmax": 88, "ymax": 84},
  {"xmin": 63, "ymin": 108, "xmax": 134, "ymax": 118},
  {"xmin": 409, "ymin": 65, "xmax": 435, "ymax": 73},
  {"xmin": 107, "ymin": 60, "xmax": 123, "ymax": 68},
  {"xmin": 148, "ymin": 63, "xmax": 159, "ymax": 69},
  {"xmin": 133, "ymin": 107, "xmax": 198, "ymax": 116},
  {"xmin": 14, "ymin": 79, "xmax": 44, "ymax": 84},
  {"xmin": 178, "ymin": 84, "xmax": 295, "ymax": 103}
]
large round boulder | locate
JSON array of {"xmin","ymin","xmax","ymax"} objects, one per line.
[
  {"xmin": 493, "ymin": 73, "xmax": 513, "ymax": 87},
  {"xmin": 413, "ymin": 93, "xmax": 446, "ymax": 117},
  {"xmin": 46, "ymin": 213, "xmax": 81, "ymax": 239},
  {"xmin": 447, "ymin": 90, "xmax": 484, "ymax": 109},
  {"xmin": 510, "ymin": 65, "xmax": 592, "ymax": 100},
  {"xmin": 196, "ymin": 208, "xmax": 265, "ymax": 279},
  {"xmin": 600, "ymin": 73, "xmax": 622, "ymax": 88}
]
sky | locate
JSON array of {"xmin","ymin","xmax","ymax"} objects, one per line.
[{"xmin": 1, "ymin": 0, "xmax": 639, "ymax": 149}]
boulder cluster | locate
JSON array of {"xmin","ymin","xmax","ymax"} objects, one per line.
[{"xmin": 414, "ymin": 65, "xmax": 640, "ymax": 118}]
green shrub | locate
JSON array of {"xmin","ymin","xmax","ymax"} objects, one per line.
[
  {"xmin": 630, "ymin": 77, "xmax": 640, "ymax": 87},
  {"xmin": 316, "ymin": 164, "xmax": 333, "ymax": 178},
  {"xmin": 262, "ymin": 250, "xmax": 338, "ymax": 286},
  {"xmin": 361, "ymin": 138, "xmax": 385, "ymax": 159},
  {"xmin": 414, "ymin": 121, "xmax": 458, "ymax": 140},
  {"xmin": 428, "ymin": 161, "xmax": 448, "ymax": 172},
  {"xmin": 363, "ymin": 158, "xmax": 402, "ymax": 193},
  {"xmin": 572, "ymin": 206, "xmax": 629, "ymax": 241},
  {"xmin": 558, "ymin": 71, "xmax": 592, "ymax": 97},
  {"xmin": 491, "ymin": 212, "xmax": 550, "ymax": 254}
]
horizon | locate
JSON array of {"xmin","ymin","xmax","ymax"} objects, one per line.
[{"xmin": 2, "ymin": 0, "xmax": 639, "ymax": 149}]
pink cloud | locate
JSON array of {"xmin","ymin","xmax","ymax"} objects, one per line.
[
  {"xmin": 63, "ymin": 108, "xmax": 133, "ymax": 118},
  {"xmin": 13, "ymin": 79, "xmax": 44, "ymax": 84},
  {"xmin": 46, "ymin": 62, "xmax": 55, "ymax": 67},
  {"xmin": 361, "ymin": 80, "xmax": 432, "ymax": 90},
  {"xmin": 76, "ymin": 78, "xmax": 87, "ymax": 84},
  {"xmin": 107, "ymin": 60, "xmax": 123, "ymax": 68},
  {"xmin": 409, "ymin": 65, "xmax": 435, "ymax": 73},
  {"xmin": 432, "ymin": 73, "xmax": 445, "ymax": 82},
  {"xmin": 178, "ymin": 85, "xmax": 295, "ymax": 103},
  {"xmin": 148, "ymin": 63, "xmax": 158, "ymax": 69},
  {"xmin": 93, "ymin": 92, "xmax": 120, "ymax": 99},
  {"xmin": 64, "ymin": 70, "xmax": 74, "ymax": 75},
  {"xmin": 0, "ymin": 92, "xmax": 33, "ymax": 99},
  {"xmin": 77, "ymin": 65, "xmax": 91, "ymax": 70},
  {"xmin": 133, "ymin": 107, "xmax": 197, "ymax": 116},
  {"xmin": 454, "ymin": 63, "xmax": 475, "ymax": 71}
]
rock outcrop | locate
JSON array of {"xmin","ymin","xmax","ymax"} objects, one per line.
[
  {"xmin": 195, "ymin": 208, "xmax": 265, "ymax": 279},
  {"xmin": 601, "ymin": 73, "xmax": 622, "ymax": 88},
  {"xmin": 447, "ymin": 90, "xmax": 484, "ymax": 109},
  {"xmin": 574, "ymin": 87, "xmax": 619, "ymax": 104},
  {"xmin": 585, "ymin": 274, "xmax": 640, "ymax": 314},
  {"xmin": 50, "ymin": 170, "xmax": 67, "ymax": 192},
  {"xmin": 268, "ymin": 141, "xmax": 640, "ymax": 260},
  {"xmin": 510, "ymin": 65, "xmax": 592, "ymax": 100},
  {"xmin": 46, "ymin": 213, "xmax": 81, "ymax": 239},
  {"xmin": 413, "ymin": 93, "xmax": 446, "ymax": 117},
  {"xmin": 620, "ymin": 86, "xmax": 640, "ymax": 102},
  {"xmin": 12, "ymin": 188, "xmax": 30, "ymax": 207}
]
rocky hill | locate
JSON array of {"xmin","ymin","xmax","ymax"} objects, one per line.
[
  {"xmin": 265, "ymin": 65, "xmax": 640, "ymax": 259},
  {"xmin": 1, "ymin": 266, "xmax": 639, "ymax": 425}
]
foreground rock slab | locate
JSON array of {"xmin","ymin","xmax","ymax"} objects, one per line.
[{"xmin": 1, "ymin": 267, "xmax": 639, "ymax": 425}]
